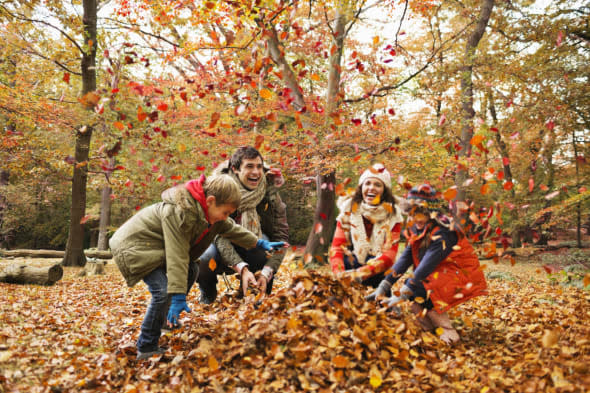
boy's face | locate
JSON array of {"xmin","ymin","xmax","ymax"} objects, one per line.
[
  {"xmin": 232, "ymin": 156, "xmax": 263, "ymax": 190},
  {"xmin": 206, "ymin": 196, "xmax": 236, "ymax": 224}
]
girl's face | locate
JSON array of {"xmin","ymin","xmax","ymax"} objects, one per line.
[
  {"xmin": 361, "ymin": 178, "xmax": 385, "ymax": 205},
  {"xmin": 411, "ymin": 212, "xmax": 429, "ymax": 231}
]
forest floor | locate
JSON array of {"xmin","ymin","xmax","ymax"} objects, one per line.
[{"xmin": 0, "ymin": 245, "xmax": 589, "ymax": 393}]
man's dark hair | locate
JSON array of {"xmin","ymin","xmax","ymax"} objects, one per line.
[{"xmin": 229, "ymin": 146, "xmax": 264, "ymax": 170}]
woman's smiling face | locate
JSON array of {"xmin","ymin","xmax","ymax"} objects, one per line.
[{"xmin": 361, "ymin": 178, "xmax": 385, "ymax": 205}]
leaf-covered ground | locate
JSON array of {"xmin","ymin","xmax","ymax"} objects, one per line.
[{"xmin": 0, "ymin": 251, "xmax": 589, "ymax": 393}]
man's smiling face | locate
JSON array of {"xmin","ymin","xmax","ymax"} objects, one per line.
[{"xmin": 232, "ymin": 156, "xmax": 263, "ymax": 190}]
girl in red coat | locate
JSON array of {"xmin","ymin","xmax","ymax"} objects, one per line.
[
  {"xmin": 330, "ymin": 164, "xmax": 404, "ymax": 287},
  {"xmin": 367, "ymin": 184, "xmax": 487, "ymax": 344}
]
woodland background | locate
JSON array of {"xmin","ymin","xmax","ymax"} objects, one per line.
[{"xmin": 0, "ymin": 1, "xmax": 589, "ymax": 391}]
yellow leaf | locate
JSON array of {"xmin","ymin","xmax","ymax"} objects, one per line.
[
  {"xmin": 310, "ymin": 73, "xmax": 320, "ymax": 81},
  {"xmin": 178, "ymin": 143, "xmax": 186, "ymax": 153},
  {"xmin": 259, "ymin": 88, "xmax": 273, "ymax": 99},
  {"xmin": 373, "ymin": 36, "xmax": 380, "ymax": 45},
  {"xmin": 435, "ymin": 327, "xmax": 444, "ymax": 336},
  {"xmin": 369, "ymin": 375, "xmax": 382, "ymax": 388}
]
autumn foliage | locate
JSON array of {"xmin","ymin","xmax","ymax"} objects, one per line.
[{"xmin": 1, "ymin": 258, "xmax": 589, "ymax": 392}]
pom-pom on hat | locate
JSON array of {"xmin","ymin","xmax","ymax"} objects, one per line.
[{"xmin": 358, "ymin": 163, "xmax": 392, "ymax": 190}]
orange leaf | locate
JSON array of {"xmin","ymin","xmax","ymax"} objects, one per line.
[
  {"xmin": 113, "ymin": 121, "xmax": 125, "ymax": 131},
  {"xmin": 63, "ymin": 72, "xmax": 70, "ymax": 84},
  {"xmin": 470, "ymin": 134, "xmax": 485, "ymax": 146},
  {"xmin": 310, "ymin": 73, "xmax": 320, "ymax": 81},
  {"xmin": 259, "ymin": 88, "xmax": 273, "ymax": 99},
  {"xmin": 314, "ymin": 222, "xmax": 323, "ymax": 234},
  {"xmin": 80, "ymin": 215, "xmax": 91, "ymax": 224},
  {"xmin": 208, "ymin": 355, "xmax": 219, "ymax": 371},
  {"xmin": 442, "ymin": 186, "xmax": 457, "ymax": 201},
  {"xmin": 528, "ymin": 177, "xmax": 534, "ymax": 192},
  {"xmin": 480, "ymin": 184, "xmax": 490, "ymax": 195},
  {"xmin": 503, "ymin": 181, "xmax": 513, "ymax": 191},
  {"xmin": 352, "ymin": 155, "xmax": 361, "ymax": 162},
  {"xmin": 137, "ymin": 107, "xmax": 147, "ymax": 122},
  {"xmin": 208, "ymin": 258, "xmax": 216, "ymax": 271},
  {"xmin": 209, "ymin": 112, "xmax": 220, "ymax": 128},
  {"xmin": 333, "ymin": 355, "xmax": 349, "ymax": 368},
  {"xmin": 254, "ymin": 134, "xmax": 264, "ymax": 149},
  {"xmin": 583, "ymin": 273, "xmax": 590, "ymax": 288},
  {"xmin": 157, "ymin": 102, "xmax": 168, "ymax": 111}
]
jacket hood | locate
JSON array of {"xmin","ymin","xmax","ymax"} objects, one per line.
[{"xmin": 160, "ymin": 175, "xmax": 208, "ymax": 219}]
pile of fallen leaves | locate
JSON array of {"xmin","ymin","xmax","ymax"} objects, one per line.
[{"xmin": 0, "ymin": 259, "xmax": 589, "ymax": 392}]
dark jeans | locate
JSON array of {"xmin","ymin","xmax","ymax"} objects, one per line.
[
  {"xmin": 343, "ymin": 254, "xmax": 384, "ymax": 288},
  {"xmin": 197, "ymin": 242, "xmax": 273, "ymax": 299},
  {"xmin": 136, "ymin": 261, "xmax": 198, "ymax": 352}
]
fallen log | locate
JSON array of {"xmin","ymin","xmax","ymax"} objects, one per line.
[
  {"xmin": 0, "ymin": 262, "xmax": 63, "ymax": 285},
  {"xmin": 0, "ymin": 249, "xmax": 112, "ymax": 259}
]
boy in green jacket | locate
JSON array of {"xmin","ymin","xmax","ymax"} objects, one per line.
[{"xmin": 109, "ymin": 174, "xmax": 284, "ymax": 360}]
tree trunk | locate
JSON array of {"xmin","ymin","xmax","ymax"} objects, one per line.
[
  {"xmin": 62, "ymin": 0, "xmax": 97, "ymax": 267},
  {"xmin": 0, "ymin": 249, "xmax": 112, "ymax": 259},
  {"xmin": 77, "ymin": 259, "xmax": 105, "ymax": 277},
  {"xmin": 304, "ymin": 9, "xmax": 346, "ymax": 262},
  {"xmin": 454, "ymin": 0, "xmax": 494, "ymax": 209},
  {"xmin": 0, "ymin": 169, "xmax": 10, "ymax": 248},
  {"xmin": 0, "ymin": 262, "xmax": 63, "ymax": 285},
  {"xmin": 572, "ymin": 129, "xmax": 582, "ymax": 248},
  {"xmin": 304, "ymin": 171, "xmax": 336, "ymax": 265}
]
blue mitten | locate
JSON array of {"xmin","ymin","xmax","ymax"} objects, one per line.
[
  {"xmin": 167, "ymin": 294, "xmax": 191, "ymax": 325},
  {"xmin": 256, "ymin": 239, "xmax": 285, "ymax": 252}
]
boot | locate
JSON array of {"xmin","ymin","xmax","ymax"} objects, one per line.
[
  {"xmin": 411, "ymin": 302, "xmax": 435, "ymax": 331},
  {"xmin": 198, "ymin": 284, "xmax": 217, "ymax": 304},
  {"xmin": 426, "ymin": 310, "xmax": 460, "ymax": 344}
]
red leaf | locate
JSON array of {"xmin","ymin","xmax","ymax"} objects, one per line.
[
  {"xmin": 438, "ymin": 113, "xmax": 446, "ymax": 126},
  {"xmin": 80, "ymin": 215, "xmax": 91, "ymax": 224},
  {"xmin": 157, "ymin": 102, "xmax": 168, "ymax": 111},
  {"xmin": 137, "ymin": 107, "xmax": 147, "ymax": 122},
  {"xmin": 388, "ymin": 108, "xmax": 395, "ymax": 116},
  {"xmin": 180, "ymin": 92, "xmax": 188, "ymax": 102},
  {"xmin": 156, "ymin": 174, "xmax": 166, "ymax": 182},
  {"xmin": 503, "ymin": 181, "xmax": 513, "ymax": 191},
  {"xmin": 528, "ymin": 177, "xmax": 534, "ymax": 192},
  {"xmin": 502, "ymin": 157, "xmax": 510, "ymax": 166},
  {"xmin": 556, "ymin": 31, "xmax": 564, "ymax": 47},
  {"xmin": 196, "ymin": 165, "xmax": 205, "ymax": 171},
  {"xmin": 63, "ymin": 72, "xmax": 70, "ymax": 84},
  {"xmin": 319, "ymin": 213, "xmax": 327, "ymax": 220},
  {"xmin": 351, "ymin": 119, "xmax": 362, "ymax": 125}
]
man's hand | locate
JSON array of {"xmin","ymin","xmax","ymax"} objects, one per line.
[
  {"xmin": 256, "ymin": 275, "xmax": 268, "ymax": 295},
  {"xmin": 240, "ymin": 267, "xmax": 257, "ymax": 297}
]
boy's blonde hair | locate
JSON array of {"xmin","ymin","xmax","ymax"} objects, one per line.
[{"xmin": 203, "ymin": 174, "xmax": 241, "ymax": 208}]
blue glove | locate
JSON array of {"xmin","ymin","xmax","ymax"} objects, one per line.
[
  {"xmin": 256, "ymin": 239, "xmax": 285, "ymax": 252},
  {"xmin": 167, "ymin": 294, "xmax": 191, "ymax": 325}
]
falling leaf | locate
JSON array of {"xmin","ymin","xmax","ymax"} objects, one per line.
[
  {"xmin": 63, "ymin": 72, "xmax": 70, "ymax": 84},
  {"xmin": 442, "ymin": 186, "xmax": 457, "ymax": 201},
  {"xmin": 545, "ymin": 191, "xmax": 560, "ymax": 200},
  {"xmin": 528, "ymin": 177, "xmax": 534, "ymax": 192},
  {"xmin": 503, "ymin": 181, "xmax": 513, "ymax": 191},
  {"xmin": 208, "ymin": 258, "xmax": 216, "ymax": 271},
  {"xmin": 137, "ymin": 107, "xmax": 147, "ymax": 122},
  {"xmin": 80, "ymin": 215, "xmax": 91, "ymax": 224},
  {"xmin": 113, "ymin": 121, "xmax": 125, "ymax": 131},
  {"xmin": 470, "ymin": 134, "xmax": 485, "ymax": 146},
  {"xmin": 259, "ymin": 88, "xmax": 273, "ymax": 99},
  {"xmin": 157, "ymin": 102, "xmax": 168, "ymax": 111},
  {"xmin": 438, "ymin": 113, "xmax": 446, "ymax": 126},
  {"xmin": 310, "ymin": 73, "xmax": 320, "ymax": 81},
  {"xmin": 480, "ymin": 184, "xmax": 489, "ymax": 195},
  {"xmin": 209, "ymin": 112, "xmax": 220, "ymax": 128},
  {"xmin": 556, "ymin": 31, "xmax": 564, "ymax": 47}
]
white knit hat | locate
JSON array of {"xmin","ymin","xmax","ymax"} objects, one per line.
[{"xmin": 358, "ymin": 163, "xmax": 392, "ymax": 190}]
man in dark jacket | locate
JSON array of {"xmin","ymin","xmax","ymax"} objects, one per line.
[{"xmin": 197, "ymin": 146, "xmax": 289, "ymax": 303}]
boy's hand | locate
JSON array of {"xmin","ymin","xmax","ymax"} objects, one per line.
[
  {"xmin": 167, "ymin": 294, "xmax": 191, "ymax": 325},
  {"xmin": 240, "ymin": 267, "xmax": 257, "ymax": 297},
  {"xmin": 256, "ymin": 239, "xmax": 285, "ymax": 252}
]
